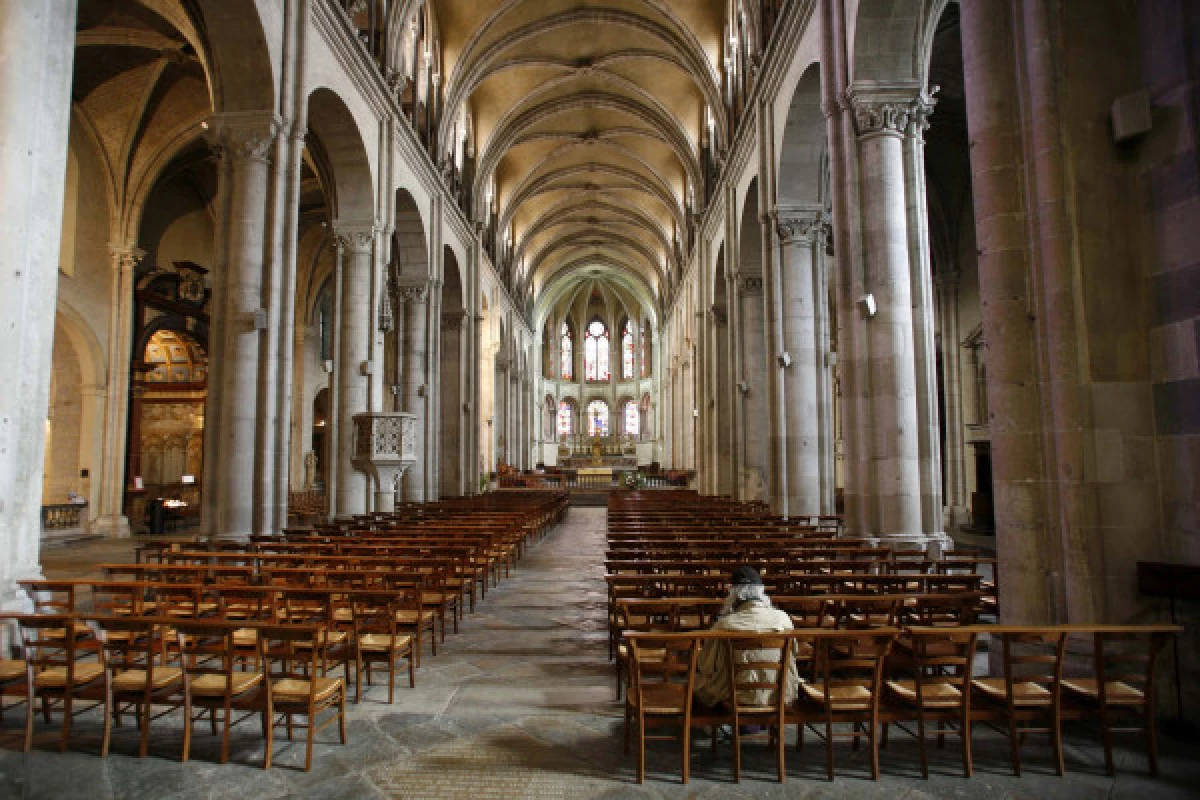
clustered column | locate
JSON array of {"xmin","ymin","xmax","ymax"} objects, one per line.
[{"xmin": 935, "ymin": 271, "xmax": 968, "ymax": 527}]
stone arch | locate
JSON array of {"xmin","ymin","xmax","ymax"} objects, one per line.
[
  {"xmin": 392, "ymin": 188, "xmax": 429, "ymax": 279},
  {"xmin": 306, "ymin": 88, "xmax": 377, "ymax": 224},
  {"xmin": 849, "ymin": 0, "xmax": 948, "ymax": 86},
  {"xmin": 776, "ymin": 65, "xmax": 826, "ymax": 209},
  {"xmin": 44, "ymin": 305, "xmax": 107, "ymax": 514},
  {"xmin": 439, "ymin": 244, "xmax": 466, "ymax": 495},
  {"xmin": 195, "ymin": 0, "xmax": 277, "ymax": 114}
]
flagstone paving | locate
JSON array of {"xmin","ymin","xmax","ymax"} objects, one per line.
[{"xmin": 2, "ymin": 508, "xmax": 1198, "ymax": 798}]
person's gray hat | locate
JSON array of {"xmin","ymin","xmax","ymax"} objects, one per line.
[{"xmin": 731, "ymin": 566, "xmax": 763, "ymax": 586}]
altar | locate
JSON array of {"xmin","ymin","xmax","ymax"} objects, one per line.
[{"xmin": 577, "ymin": 466, "xmax": 614, "ymax": 478}]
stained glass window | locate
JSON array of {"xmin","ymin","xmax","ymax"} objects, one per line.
[
  {"xmin": 586, "ymin": 399, "xmax": 609, "ymax": 436},
  {"xmin": 584, "ymin": 319, "xmax": 610, "ymax": 381},
  {"xmin": 624, "ymin": 400, "xmax": 640, "ymax": 436},
  {"xmin": 640, "ymin": 321, "xmax": 650, "ymax": 377},
  {"xmin": 621, "ymin": 319, "xmax": 634, "ymax": 380},
  {"xmin": 556, "ymin": 400, "xmax": 573, "ymax": 436},
  {"xmin": 560, "ymin": 322, "xmax": 573, "ymax": 380}
]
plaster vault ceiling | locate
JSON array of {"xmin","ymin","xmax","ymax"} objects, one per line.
[{"xmin": 431, "ymin": 0, "xmax": 727, "ymax": 315}]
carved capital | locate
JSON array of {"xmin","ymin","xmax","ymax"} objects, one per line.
[
  {"xmin": 397, "ymin": 281, "xmax": 429, "ymax": 303},
  {"xmin": 906, "ymin": 88, "xmax": 938, "ymax": 139},
  {"xmin": 442, "ymin": 310, "xmax": 468, "ymax": 331},
  {"xmin": 333, "ymin": 223, "xmax": 378, "ymax": 255},
  {"xmin": 739, "ymin": 275, "xmax": 764, "ymax": 295},
  {"xmin": 774, "ymin": 207, "xmax": 827, "ymax": 246},
  {"xmin": 207, "ymin": 111, "xmax": 281, "ymax": 163},
  {"xmin": 848, "ymin": 97, "xmax": 909, "ymax": 138},
  {"xmin": 109, "ymin": 243, "xmax": 145, "ymax": 273}
]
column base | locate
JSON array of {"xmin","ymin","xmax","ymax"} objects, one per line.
[
  {"xmin": 943, "ymin": 505, "xmax": 970, "ymax": 532},
  {"xmin": 92, "ymin": 514, "xmax": 131, "ymax": 539}
]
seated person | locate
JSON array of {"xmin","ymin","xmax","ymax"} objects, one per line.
[{"xmin": 694, "ymin": 566, "xmax": 799, "ymax": 711}]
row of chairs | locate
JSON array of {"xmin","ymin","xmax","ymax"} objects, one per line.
[
  {"xmin": 2, "ymin": 492, "xmax": 569, "ymax": 768},
  {"xmin": 623, "ymin": 625, "xmax": 1178, "ymax": 784},
  {"xmin": 1, "ymin": 615, "xmax": 358, "ymax": 770}
]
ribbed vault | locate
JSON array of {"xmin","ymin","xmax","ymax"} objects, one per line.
[{"xmin": 423, "ymin": 0, "xmax": 728, "ymax": 309}]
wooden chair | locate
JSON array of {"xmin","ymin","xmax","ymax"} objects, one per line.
[
  {"xmin": 623, "ymin": 633, "xmax": 699, "ymax": 784},
  {"xmin": 17, "ymin": 614, "xmax": 106, "ymax": 753},
  {"xmin": 280, "ymin": 589, "xmax": 351, "ymax": 680},
  {"xmin": 723, "ymin": 634, "xmax": 794, "ymax": 783},
  {"xmin": 258, "ymin": 624, "xmax": 348, "ymax": 771},
  {"xmin": 792, "ymin": 629, "xmax": 896, "ymax": 780},
  {"xmin": 216, "ymin": 586, "xmax": 276, "ymax": 669},
  {"xmin": 615, "ymin": 600, "xmax": 679, "ymax": 699},
  {"xmin": 971, "ymin": 629, "xmax": 1067, "ymax": 776},
  {"xmin": 21, "ymin": 581, "xmax": 92, "ymax": 642},
  {"xmin": 390, "ymin": 578, "xmax": 437, "ymax": 667},
  {"xmin": 0, "ymin": 649, "xmax": 27, "ymax": 724},
  {"xmin": 92, "ymin": 616, "xmax": 185, "ymax": 758},
  {"xmin": 885, "ymin": 627, "xmax": 978, "ymax": 777},
  {"xmin": 173, "ymin": 620, "xmax": 264, "ymax": 763},
  {"xmin": 1063, "ymin": 628, "xmax": 1171, "ymax": 776},
  {"xmin": 349, "ymin": 591, "xmax": 416, "ymax": 703}
]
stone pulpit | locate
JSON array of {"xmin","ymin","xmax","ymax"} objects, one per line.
[{"xmin": 352, "ymin": 412, "xmax": 417, "ymax": 512}]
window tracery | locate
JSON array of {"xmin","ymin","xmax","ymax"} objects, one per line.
[{"xmin": 584, "ymin": 319, "xmax": 609, "ymax": 381}]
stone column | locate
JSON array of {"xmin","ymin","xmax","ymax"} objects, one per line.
[
  {"xmin": 814, "ymin": 221, "xmax": 837, "ymax": 515},
  {"xmin": 207, "ymin": 111, "xmax": 280, "ymax": 537},
  {"xmin": 95, "ymin": 243, "xmax": 143, "ymax": 537},
  {"xmin": 333, "ymin": 224, "xmax": 377, "ymax": 517},
  {"xmin": 399, "ymin": 281, "xmax": 428, "ymax": 502},
  {"xmin": 903, "ymin": 94, "xmax": 946, "ymax": 542},
  {"xmin": 845, "ymin": 89, "xmax": 924, "ymax": 546},
  {"xmin": 775, "ymin": 208, "xmax": 825, "ymax": 520},
  {"xmin": 0, "ymin": 0, "xmax": 78, "ymax": 626},
  {"xmin": 737, "ymin": 273, "xmax": 769, "ymax": 502},
  {"xmin": 79, "ymin": 384, "xmax": 107, "ymax": 518},
  {"xmin": 935, "ymin": 271, "xmax": 968, "ymax": 528}
]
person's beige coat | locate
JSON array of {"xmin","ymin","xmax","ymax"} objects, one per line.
[{"xmin": 693, "ymin": 598, "xmax": 800, "ymax": 709}]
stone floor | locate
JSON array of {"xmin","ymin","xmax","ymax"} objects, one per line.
[{"xmin": 2, "ymin": 508, "xmax": 1199, "ymax": 798}]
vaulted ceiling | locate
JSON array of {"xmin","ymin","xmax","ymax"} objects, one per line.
[{"xmin": 430, "ymin": 0, "xmax": 729, "ymax": 313}]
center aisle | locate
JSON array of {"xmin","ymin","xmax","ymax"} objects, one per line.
[{"xmin": 361, "ymin": 506, "xmax": 630, "ymax": 797}]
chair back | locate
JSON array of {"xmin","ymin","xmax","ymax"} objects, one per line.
[
  {"xmin": 157, "ymin": 584, "xmax": 204, "ymax": 618},
  {"xmin": 173, "ymin": 619, "xmax": 240, "ymax": 700},
  {"xmin": 618, "ymin": 600, "xmax": 680, "ymax": 634},
  {"xmin": 1089, "ymin": 630, "xmax": 1169, "ymax": 707},
  {"xmin": 349, "ymin": 590, "xmax": 413, "ymax": 641},
  {"xmin": 22, "ymin": 581, "xmax": 78, "ymax": 615},
  {"xmin": 17, "ymin": 614, "xmax": 89, "ymax": 680},
  {"xmin": 908, "ymin": 594, "xmax": 978, "ymax": 627},
  {"xmin": 904, "ymin": 627, "xmax": 978, "ymax": 708},
  {"xmin": 217, "ymin": 586, "xmax": 275, "ymax": 622},
  {"xmin": 257, "ymin": 624, "xmax": 323, "ymax": 705},
  {"xmin": 835, "ymin": 596, "xmax": 900, "ymax": 629},
  {"xmin": 628, "ymin": 634, "xmax": 699, "ymax": 716},
  {"xmin": 813, "ymin": 630, "xmax": 895, "ymax": 711},
  {"xmin": 724, "ymin": 634, "xmax": 793, "ymax": 715},
  {"xmin": 997, "ymin": 630, "xmax": 1067, "ymax": 707},
  {"xmin": 93, "ymin": 616, "xmax": 169, "ymax": 694}
]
